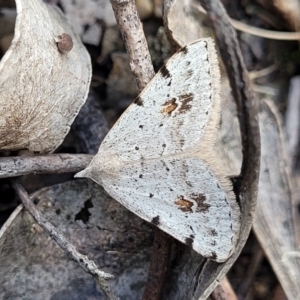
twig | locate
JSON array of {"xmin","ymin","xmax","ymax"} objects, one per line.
[
  {"xmin": 0, "ymin": 154, "xmax": 93, "ymax": 178},
  {"xmin": 110, "ymin": 0, "xmax": 155, "ymax": 90},
  {"xmin": 12, "ymin": 181, "xmax": 119, "ymax": 300},
  {"xmin": 193, "ymin": 3, "xmax": 300, "ymax": 40},
  {"xmin": 249, "ymin": 64, "xmax": 277, "ymax": 80},
  {"xmin": 211, "ymin": 277, "xmax": 238, "ymax": 300},
  {"xmin": 229, "ymin": 18, "xmax": 300, "ymax": 41},
  {"xmin": 109, "ymin": 1, "xmax": 172, "ymax": 299}
]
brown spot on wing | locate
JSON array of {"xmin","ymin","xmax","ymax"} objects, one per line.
[
  {"xmin": 160, "ymin": 93, "xmax": 194, "ymax": 117},
  {"xmin": 178, "ymin": 93, "xmax": 193, "ymax": 114},
  {"xmin": 190, "ymin": 193, "xmax": 210, "ymax": 212},
  {"xmin": 175, "ymin": 196, "xmax": 193, "ymax": 212},
  {"xmin": 161, "ymin": 98, "xmax": 178, "ymax": 115}
]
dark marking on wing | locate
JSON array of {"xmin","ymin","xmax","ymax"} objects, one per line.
[
  {"xmin": 161, "ymin": 98, "xmax": 178, "ymax": 116},
  {"xmin": 209, "ymin": 252, "xmax": 217, "ymax": 261},
  {"xmin": 190, "ymin": 193, "xmax": 210, "ymax": 212},
  {"xmin": 175, "ymin": 196, "xmax": 193, "ymax": 212},
  {"xmin": 151, "ymin": 216, "xmax": 160, "ymax": 225},
  {"xmin": 134, "ymin": 96, "xmax": 143, "ymax": 106},
  {"xmin": 230, "ymin": 175, "xmax": 242, "ymax": 209},
  {"xmin": 160, "ymin": 65, "xmax": 171, "ymax": 78},
  {"xmin": 185, "ymin": 235, "xmax": 194, "ymax": 247},
  {"xmin": 186, "ymin": 69, "xmax": 193, "ymax": 78},
  {"xmin": 204, "ymin": 40, "xmax": 208, "ymax": 50},
  {"xmin": 210, "ymin": 229, "xmax": 218, "ymax": 236},
  {"xmin": 178, "ymin": 45, "xmax": 188, "ymax": 55},
  {"xmin": 178, "ymin": 93, "xmax": 194, "ymax": 114},
  {"xmin": 178, "ymin": 120, "xmax": 184, "ymax": 127}
]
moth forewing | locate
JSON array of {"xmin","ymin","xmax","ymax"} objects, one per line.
[{"xmin": 75, "ymin": 38, "xmax": 241, "ymax": 262}]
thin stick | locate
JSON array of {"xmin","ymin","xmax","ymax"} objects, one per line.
[
  {"xmin": 12, "ymin": 181, "xmax": 119, "ymax": 300},
  {"xmin": 110, "ymin": 0, "xmax": 155, "ymax": 91},
  {"xmin": 0, "ymin": 154, "xmax": 93, "ymax": 178},
  {"xmin": 230, "ymin": 18, "xmax": 300, "ymax": 41},
  {"xmin": 109, "ymin": 1, "xmax": 172, "ymax": 299}
]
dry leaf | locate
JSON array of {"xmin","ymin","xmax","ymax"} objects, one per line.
[
  {"xmin": 217, "ymin": 92, "xmax": 300, "ymax": 300},
  {"xmin": 0, "ymin": 0, "xmax": 91, "ymax": 153},
  {"xmin": 254, "ymin": 100, "xmax": 300, "ymax": 300},
  {"xmin": 163, "ymin": 0, "xmax": 212, "ymax": 47},
  {"xmin": 0, "ymin": 180, "xmax": 152, "ymax": 299}
]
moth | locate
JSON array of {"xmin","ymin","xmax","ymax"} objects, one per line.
[{"xmin": 76, "ymin": 38, "xmax": 240, "ymax": 262}]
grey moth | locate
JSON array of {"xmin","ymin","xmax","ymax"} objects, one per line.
[{"xmin": 76, "ymin": 38, "xmax": 240, "ymax": 263}]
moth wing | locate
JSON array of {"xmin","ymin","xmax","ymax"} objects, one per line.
[
  {"xmin": 99, "ymin": 38, "xmax": 221, "ymax": 161},
  {"xmin": 88, "ymin": 157, "xmax": 240, "ymax": 262}
]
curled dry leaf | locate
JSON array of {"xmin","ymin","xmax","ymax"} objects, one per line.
[
  {"xmin": 163, "ymin": 0, "xmax": 212, "ymax": 48},
  {"xmin": 217, "ymin": 94, "xmax": 300, "ymax": 300},
  {"xmin": 0, "ymin": 0, "xmax": 91, "ymax": 153},
  {"xmin": 254, "ymin": 100, "xmax": 300, "ymax": 300}
]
